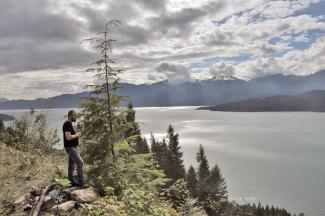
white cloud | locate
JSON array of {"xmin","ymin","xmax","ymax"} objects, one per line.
[
  {"xmin": 235, "ymin": 57, "xmax": 284, "ymax": 80},
  {"xmin": 205, "ymin": 61, "xmax": 236, "ymax": 80},
  {"xmin": 155, "ymin": 62, "xmax": 194, "ymax": 84},
  {"xmin": 0, "ymin": 0, "xmax": 324, "ymax": 99},
  {"xmin": 278, "ymin": 35, "xmax": 325, "ymax": 75},
  {"xmin": 0, "ymin": 69, "xmax": 93, "ymax": 99},
  {"xmin": 234, "ymin": 35, "xmax": 325, "ymax": 79}
]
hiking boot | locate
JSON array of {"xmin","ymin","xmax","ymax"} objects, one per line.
[
  {"xmin": 78, "ymin": 180, "xmax": 86, "ymax": 187},
  {"xmin": 68, "ymin": 177, "xmax": 79, "ymax": 186},
  {"xmin": 75, "ymin": 177, "xmax": 86, "ymax": 187}
]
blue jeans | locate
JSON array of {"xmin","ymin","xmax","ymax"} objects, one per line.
[{"xmin": 64, "ymin": 146, "xmax": 85, "ymax": 183}]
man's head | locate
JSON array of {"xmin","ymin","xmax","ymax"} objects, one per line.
[{"xmin": 68, "ymin": 110, "xmax": 77, "ymax": 122}]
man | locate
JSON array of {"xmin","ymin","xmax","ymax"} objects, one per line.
[{"xmin": 63, "ymin": 109, "xmax": 85, "ymax": 187}]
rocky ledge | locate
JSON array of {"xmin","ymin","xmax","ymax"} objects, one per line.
[{"xmin": 12, "ymin": 182, "xmax": 98, "ymax": 216}]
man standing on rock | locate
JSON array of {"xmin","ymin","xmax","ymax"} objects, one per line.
[{"xmin": 63, "ymin": 110, "xmax": 85, "ymax": 187}]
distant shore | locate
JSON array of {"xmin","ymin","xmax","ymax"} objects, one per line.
[
  {"xmin": 0, "ymin": 113, "xmax": 15, "ymax": 121},
  {"xmin": 198, "ymin": 90, "xmax": 325, "ymax": 112}
]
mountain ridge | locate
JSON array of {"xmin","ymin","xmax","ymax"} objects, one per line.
[{"xmin": 1, "ymin": 70, "xmax": 325, "ymax": 110}]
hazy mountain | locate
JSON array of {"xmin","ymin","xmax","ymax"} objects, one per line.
[
  {"xmin": 0, "ymin": 70, "xmax": 325, "ymax": 110},
  {"xmin": 198, "ymin": 90, "xmax": 325, "ymax": 112}
]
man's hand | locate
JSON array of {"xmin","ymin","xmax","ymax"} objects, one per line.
[{"xmin": 65, "ymin": 131, "xmax": 81, "ymax": 140}]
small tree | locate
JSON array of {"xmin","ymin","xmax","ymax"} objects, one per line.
[
  {"xmin": 79, "ymin": 19, "xmax": 126, "ymax": 162},
  {"xmin": 150, "ymin": 132, "xmax": 157, "ymax": 152},
  {"xmin": 206, "ymin": 165, "xmax": 227, "ymax": 202},
  {"xmin": 78, "ymin": 20, "xmax": 131, "ymax": 192},
  {"xmin": 161, "ymin": 179, "xmax": 207, "ymax": 216},
  {"xmin": 195, "ymin": 144, "xmax": 228, "ymax": 215},
  {"xmin": 165, "ymin": 125, "xmax": 185, "ymax": 184},
  {"xmin": 196, "ymin": 145, "xmax": 210, "ymax": 186},
  {"xmin": 186, "ymin": 165, "xmax": 198, "ymax": 198},
  {"xmin": 125, "ymin": 101, "xmax": 149, "ymax": 154},
  {"xmin": 78, "ymin": 21, "xmax": 170, "ymax": 202}
]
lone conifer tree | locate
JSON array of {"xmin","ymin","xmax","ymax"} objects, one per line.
[
  {"xmin": 78, "ymin": 20, "xmax": 168, "ymax": 197},
  {"xmin": 78, "ymin": 20, "xmax": 131, "ymax": 191},
  {"xmin": 166, "ymin": 125, "xmax": 185, "ymax": 183},
  {"xmin": 196, "ymin": 144, "xmax": 210, "ymax": 183},
  {"xmin": 196, "ymin": 144, "xmax": 210, "ymax": 202}
]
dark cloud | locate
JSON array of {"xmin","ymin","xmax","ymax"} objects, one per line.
[
  {"xmin": 0, "ymin": 39, "xmax": 92, "ymax": 73},
  {"xmin": 71, "ymin": 1, "xmax": 139, "ymax": 32},
  {"xmin": 137, "ymin": 0, "xmax": 167, "ymax": 12},
  {"xmin": 0, "ymin": 0, "xmax": 92, "ymax": 73},
  {"xmin": 148, "ymin": 1, "xmax": 224, "ymax": 38},
  {"xmin": 149, "ymin": 8, "xmax": 205, "ymax": 37},
  {"xmin": 0, "ymin": 0, "xmax": 83, "ymax": 41}
]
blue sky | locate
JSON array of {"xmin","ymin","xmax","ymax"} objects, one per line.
[{"xmin": 0, "ymin": 0, "xmax": 324, "ymax": 99}]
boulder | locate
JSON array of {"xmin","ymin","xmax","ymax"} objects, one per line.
[
  {"xmin": 51, "ymin": 200, "xmax": 75, "ymax": 212},
  {"xmin": 62, "ymin": 186, "xmax": 78, "ymax": 195},
  {"xmin": 71, "ymin": 187, "xmax": 98, "ymax": 204},
  {"xmin": 41, "ymin": 195, "xmax": 56, "ymax": 211}
]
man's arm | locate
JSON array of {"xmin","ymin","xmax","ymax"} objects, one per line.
[{"xmin": 65, "ymin": 131, "xmax": 81, "ymax": 140}]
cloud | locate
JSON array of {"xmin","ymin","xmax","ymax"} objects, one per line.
[
  {"xmin": 234, "ymin": 35, "xmax": 325, "ymax": 79},
  {"xmin": 235, "ymin": 57, "xmax": 284, "ymax": 80},
  {"xmin": 155, "ymin": 62, "xmax": 194, "ymax": 84},
  {"xmin": 0, "ymin": 0, "xmax": 324, "ymax": 99},
  {"xmin": 207, "ymin": 61, "xmax": 236, "ymax": 79},
  {"xmin": 0, "ymin": 69, "xmax": 93, "ymax": 99}
]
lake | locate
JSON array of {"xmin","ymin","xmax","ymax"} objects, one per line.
[{"xmin": 2, "ymin": 106, "xmax": 325, "ymax": 215}]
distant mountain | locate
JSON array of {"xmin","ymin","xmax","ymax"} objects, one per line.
[
  {"xmin": 0, "ymin": 113, "xmax": 15, "ymax": 121},
  {"xmin": 0, "ymin": 70, "xmax": 325, "ymax": 110},
  {"xmin": 198, "ymin": 90, "xmax": 325, "ymax": 112},
  {"xmin": 249, "ymin": 70, "xmax": 325, "ymax": 96}
]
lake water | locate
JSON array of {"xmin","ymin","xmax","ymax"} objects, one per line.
[{"xmin": 2, "ymin": 106, "xmax": 325, "ymax": 215}]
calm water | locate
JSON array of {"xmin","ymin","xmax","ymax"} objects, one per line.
[{"xmin": 2, "ymin": 107, "xmax": 325, "ymax": 215}]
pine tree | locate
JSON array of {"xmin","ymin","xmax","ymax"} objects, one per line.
[
  {"xmin": 126, "ymin": 101, "xmax": 135, "ymax": 122},
  {"xmin": 206, "ymin": 165, "xmax": 227, "ymax": 202},
  {"xmin": 158, "ymin": 138, "xmax": 169, "ymax": 172},
  {"xmin": 78, "ymin": 21, "xmax": 170, "ymax": 202},
  {"xmin": 255, "ymin": 202, "xmax": 264, "ymax": 216},
  {"xmin": 125, "ymin": 101, "xmax": 143, "ymax": 153},
  {"xmin": 186, "ymin": 165, "xmax": 198, "ymax": 198},
  {"xmin": 166, "ymin": 125, "xmax": 185, "ymax": 184},
  {"xmin": 150, "ymin": 133, "xmax": 159, "ymax": 164},
  {"xmin": 78, "ymin": 20, "xmax": 132, "ymax": 193},
  {"xmin": 196, "ymin": 144, "xmax": 210, "ymax": 185},
  {"xmin": 195, "ymin": 145, "xmax": 229, "ymax": 215}
]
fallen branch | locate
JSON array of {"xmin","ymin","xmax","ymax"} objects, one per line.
[{"xmin": 29, "ymin": 183, "xmax": 55, "ymax": 216}]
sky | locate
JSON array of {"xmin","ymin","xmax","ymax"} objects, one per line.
[{"xmin": 0, "ymin": 0, "xmax": 324, "ymax": 100}]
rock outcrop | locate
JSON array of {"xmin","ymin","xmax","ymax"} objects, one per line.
[{"xmin": 11, "ymin": 182, "xmax": 98, "ymax": 215}]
